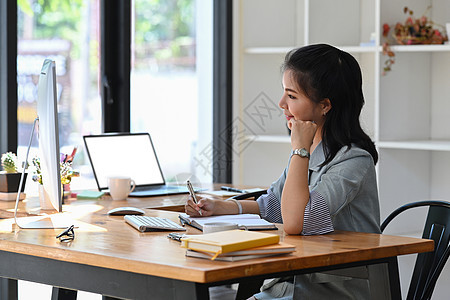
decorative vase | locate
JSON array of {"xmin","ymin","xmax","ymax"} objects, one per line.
[
  {"xmin": 38, "ymin": 184, "xmax": 55, "ymax": 210},
  {"xmin": 0, "ymin": 172, "xmax": 27, "ymax": 193}
]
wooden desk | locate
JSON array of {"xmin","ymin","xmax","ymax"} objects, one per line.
[
  {"xmin": 0, "ymin": 199, "xmax": 433, "ymax": 299},
  {"xmin": 0, "ymin": 182, "xmax": 234, "ymax": 217},
  {"xmin": 0, "ymin": 183, "xmax": 264, "ymax": 217}
]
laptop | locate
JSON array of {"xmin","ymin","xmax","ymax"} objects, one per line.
[{"xmin": 83, "ymin": 133, "xmax": 197, "ymax": 197}]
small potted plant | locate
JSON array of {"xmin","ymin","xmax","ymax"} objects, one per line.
[{"xmin": 0, "ymin": 152, "xmax": 27, "ymax": 193}]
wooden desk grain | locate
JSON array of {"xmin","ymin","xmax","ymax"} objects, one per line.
[
  {"xmin": 0, "ymin": 183, "xmax": 263, "ymax": 217},
  {"xmin": 0, "ymin": 203, "xmax": 433, "ymax": 284}
]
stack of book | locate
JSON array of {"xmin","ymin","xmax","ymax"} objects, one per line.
[{"xmin": 181, "ymin": 229, "xmax": 295, "ymax": 261}]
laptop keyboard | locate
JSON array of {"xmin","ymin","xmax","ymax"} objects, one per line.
[
  {"xmin": 129, "ymin": 185, "xmax": 191, "ymax": 197},
  {"xmin": 125, "ymin": 215, "xmax": 186, "ymax": 232}
]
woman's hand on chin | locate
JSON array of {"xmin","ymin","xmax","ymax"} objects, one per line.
[{"xmin": 288, "ymin": 119, "xmax": 317, "ymax": 149}]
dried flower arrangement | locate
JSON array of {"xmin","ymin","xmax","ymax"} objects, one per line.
[{"xmin": 382, "ymin": 6, "xmax": 448, "ymax": 74}]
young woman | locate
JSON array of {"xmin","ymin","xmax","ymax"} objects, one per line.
[{"xmin": 186, "ymin": 44, "xmax": 382, "ymax": 299}]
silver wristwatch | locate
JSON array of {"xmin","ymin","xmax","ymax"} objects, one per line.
[{"xmin": 292, "ymin": 148, "xmax": 310, "ymax": 159}]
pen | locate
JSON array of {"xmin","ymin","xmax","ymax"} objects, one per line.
[
  {"xmin": 167, "ymin": 232, "xmax": 186, "ymax": 242},
  {"xmin": 220, "ymin": 186, "xmax": 245, "ymax": 193},
  {"xmin": 67, "ymin": 147, "xmax": 78, "ymax": 163},
  {"xmin": 186, "ymin": 180, "xmax": 202, "ymax": 216}
]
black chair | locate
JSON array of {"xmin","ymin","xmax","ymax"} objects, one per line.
[{"xmin": 381, "ymin": 200, "xmax": 450, "ymax": 300}]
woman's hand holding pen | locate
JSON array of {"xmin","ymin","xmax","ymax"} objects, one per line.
[
  {"xmin": 288, "ymin": 119, "xmax": 317, "ymax": 150},
  {"xmin": 185, "ymin": 195, "xmax": 216, "ymax": 217}
]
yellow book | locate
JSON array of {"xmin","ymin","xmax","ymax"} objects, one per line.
[
  {"xmin": 181, "ymin": 230, "xmax": 279, "ymax": 259},
  {"xmin": 186, "ymin": 242, "xmax": 296, "ymax": 261}
]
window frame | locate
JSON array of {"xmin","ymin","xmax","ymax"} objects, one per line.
[
  {"xmin": 0, "ymin": 1, "xmax": 18, "ymax": 155},
  {"xmin": 0, "ymin": 0, "xmax": 233, "ymax": 182},
  {"xmin": 212, "ymin": 0, "xmax": 233, "ymax": 183},
  {"xmin": 100, "ymin": 0, "xmax": 131, "ymax": 133}
]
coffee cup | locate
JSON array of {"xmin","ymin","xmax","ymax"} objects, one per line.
[
  {"xmin": 108, "ymin": 177, "xmax": 136, "ymax": 200},
  {"xmin": 203, "ymin": 222, "xmax": 239, "ymax": 234}
]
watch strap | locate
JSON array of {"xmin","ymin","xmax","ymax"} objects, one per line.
[{"xmin": 292, "ymin": 148, "xmax": 310, "ymax": 159}]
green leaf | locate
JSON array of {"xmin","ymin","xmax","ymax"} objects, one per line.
[{"xmin": 18, "ymin": 0, "xmax": 34, "ymax": 16}]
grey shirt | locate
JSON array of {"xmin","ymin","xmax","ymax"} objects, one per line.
[
  {"xmin": 255, "ymin": 142, "xmax": 383, "ymax": 299},
  {"xmin": 257, "ymin": 142, "xmax": 380, "ymax": 234},
  {"xmin": 308, "ymin": 142, "xmax": 380, "ymax": 233}
]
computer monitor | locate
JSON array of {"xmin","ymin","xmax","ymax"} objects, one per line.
[
  {"xmin": 14, "ymin": 59, "xmax": 71, "ymax": 229},
  {"xmin": 37, "ymin": 59, "xmax": 62, "ymax": 212}
]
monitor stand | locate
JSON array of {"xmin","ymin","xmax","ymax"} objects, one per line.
[
  {"xmin": 13, "ymin": 117, "xmax": 74, "ymax": 230},
  {"xmin": 15, "ymin": 215, "xmax": 76, "ymax": 229}
]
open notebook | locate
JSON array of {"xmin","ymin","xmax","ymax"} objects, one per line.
[{"xmin": 178, "ymin": 213, "xmax": 277, "ymax": 231}]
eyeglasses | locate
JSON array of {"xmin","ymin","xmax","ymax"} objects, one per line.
[{"xmin": 56, "ymin": 225, "xmax": 75, "ymax": 242}]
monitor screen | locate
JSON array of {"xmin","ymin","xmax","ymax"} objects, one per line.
[{"xmin": 37, "ymin": 59, "xmax": 62, "ymax": 212}]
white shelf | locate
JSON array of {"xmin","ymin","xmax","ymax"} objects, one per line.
[
  {"xmin": 340, "ymin": 46, "xmax": 380, "ymax": 53},
  {"xmin": 237, "ymin": 2, "xmax": 450, "ymax": 297},
  {"xmin": 246, "ymin": 138, "xmax": 450, "ymax": 151},
  {"xmin": 244, "ymin": 46, "xmax": 380, "ymax": 55},
  {"xmin": 244, "ymin": 47, "xmax": 295, "ymax": 54},
  {"xmin": 245, "ymin": 44, "xmax": 450, "ymax": 55},
  {"xmin": 246, "ymin": 135, "xmax": 290, "ymax": 143},
  {"xmin": 378, "ymin": 140, "xmax": 450, "ymax": 151},
  {"xmin": 236, "ymin": 0, "xmax": 450, "ymax": 195},
  {"xmin": 389, "ymin": 44, "xmax": 450, "ymax": 52}
]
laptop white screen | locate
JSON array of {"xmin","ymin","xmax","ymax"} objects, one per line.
[{"xmin": 84, "ymin": 134, "xmax": 165, "ymax": 190}]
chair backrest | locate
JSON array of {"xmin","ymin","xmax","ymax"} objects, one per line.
[
  {"xmin": 381, "ymin": 200, "xmax": 450, "ymax": 300},
  {"xmin": 230, "ymin": 190, "xmax": 267, "ymax": 200}
]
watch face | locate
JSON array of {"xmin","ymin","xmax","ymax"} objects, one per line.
[
  {"xmin": 300, "ymin": 148, "xmax": 308, "ymax": 157},
  {"xmin": 293, "ymin": 148, "xmax": 309, "ymax": 158}
]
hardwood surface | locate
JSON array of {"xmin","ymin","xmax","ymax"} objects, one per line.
[
  {"xmin": 0, "ymin": 195, "xmax": 433, "ymax": 284},
  {"xmin": 0, "ymin": 183, "xmax": 257, "ymax": 216}
]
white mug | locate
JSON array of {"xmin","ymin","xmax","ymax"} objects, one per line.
[{"xmin": 108, "ymin": 177, "xmax": 136, "ymax": 200}]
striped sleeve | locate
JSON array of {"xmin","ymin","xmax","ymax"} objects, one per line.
[
  {"xmin": 256, "ymin": 188, "xmax": 283, "ymax": 223},
  {"xmin": 301, "ymin": 190, "xmax": 334, "ymax": 235}
]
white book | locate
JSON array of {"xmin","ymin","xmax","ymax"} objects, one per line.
[
  {"xmin": 185, "ymin": 242, "xmax": 295, "ymax": 261},
  {"xmin": 178, "ymin": 213, "xmax": 277, "ymax": 231},
  {"xmin": 186, "ymin": 250, "xmax": 285, "ymax": 261}
]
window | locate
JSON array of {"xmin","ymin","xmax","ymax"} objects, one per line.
[
  {"xmin": 130, "ymin": 0, "xmax": 213, "ymax": 184},
  {"xmin": 9, "ymin": 0, "xmax": 215, "ymax": 195},
  {"xmin": 17, "ymin": 0, "xmax": 101, "ymax": 192}
]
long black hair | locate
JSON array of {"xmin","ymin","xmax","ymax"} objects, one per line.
[{"xmin": 282, "ymin": 44, "xmax": 378, "ymax": 165}]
